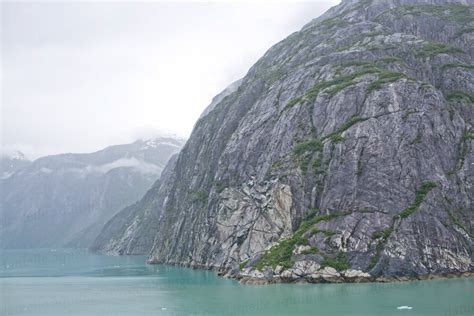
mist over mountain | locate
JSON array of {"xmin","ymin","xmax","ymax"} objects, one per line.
[
  {"xmin": 0, "ymin": 151, "xmax": 31, "ymax": 179},
  {"xmin": 0, "ymin": 137, "xmax": 184, "ymax": 248}
]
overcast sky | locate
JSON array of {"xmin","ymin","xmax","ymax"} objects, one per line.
[{"xmin": 1, "ymin": 0, "xmax": 339, "ymax": 159}]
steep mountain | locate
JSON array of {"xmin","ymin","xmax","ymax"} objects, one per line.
[
  {"xmin": 94, "ymin": 0, "xmax": 473, "ymax": 283},
  {"xmin": 0, "ymin": 151, "xmax": 31, "ymax": 179},
  {"xmin": 0, "ymin": 137, "xmax": 184, "ymax": 248},
  {"xmin": 199, "ymin": 78, "xmax": 243, "ymax": 119}
]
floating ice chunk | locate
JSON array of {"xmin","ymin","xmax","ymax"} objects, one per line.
[{"xmin": 397, "ymin": 306, "xmax": 413, "ymax": 310}]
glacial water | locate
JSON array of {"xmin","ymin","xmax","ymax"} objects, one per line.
[{"xmin": 0, "ymin": 249, "xmax": 473, "ymax": 316}]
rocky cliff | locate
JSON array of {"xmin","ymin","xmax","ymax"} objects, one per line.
[
  {"xmin": 0, "ymin": 137, "xmax": 184, "ymax": 248},
  {"xmin": 94, "ymin": 0, "xmax": 473, "ymax": 283}
]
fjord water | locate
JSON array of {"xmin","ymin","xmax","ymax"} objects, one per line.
[{"xmin": 1, "ymin": 249, "xmax": 472, "ymax": 316}]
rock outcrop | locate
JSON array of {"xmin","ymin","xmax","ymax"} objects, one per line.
[{"xmin": 94, "ymin": 0, "xmax": 473, "ymax": 283}]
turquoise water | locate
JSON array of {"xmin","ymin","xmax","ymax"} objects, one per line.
[{"xmin": 0, "ymin": 249, "xmax": 473, "ymax": 316}]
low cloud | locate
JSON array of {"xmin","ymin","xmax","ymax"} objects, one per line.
[
  {"xmin": 2, "ymin": 1, "xmax": 337, "ymax": 159},
  {"xmin": 85, "ymin": 158, "xmax": 162, "ymax": 175}
]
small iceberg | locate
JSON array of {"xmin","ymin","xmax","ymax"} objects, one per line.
[{"xmin": 397, "ymin": 306, "xmax": 413, "ymax": 310}]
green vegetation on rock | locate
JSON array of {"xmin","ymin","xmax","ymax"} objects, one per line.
[
  {"xmin": 398, "ymin": 181, "xmax": 438, "ymax": 218},
  {"xmin": 463, "ymin": 129, "xmax": 474, "ymax": 142},
  {"xmin": 367, "ymin": 72, "xmax": 408, "ymax": 93},
  {"xmin": 293, "ymin": 139, "xmax": 324, "ymax": 174},
  {"xmin": 293, "ymin": 115, "xmax": 368, "ymax": 173},
  {"xmin": 458, "ymin": 129, "xmax": 474, "ymax": 169},
  {"xmin": 338, "ymin": 60, "xmax": 372, "ymax": 68},
  {"xmin": 319, "ymin": 17, "xmax": 352, "ymax": 31},
  {"xmin": 239, "ymin": 259, "xmax": 250, "ymax": 270},
  {"xmin": 372, "ymin": 228, "xmax": 393, "ymax": 240},
  {"xmin": 285, "ymin": 97, "xmax": 303, "ymax": 110},
  {"xmin": 456, "ymin": 25, "xmax": 474, "ymax": 37},
  {"xmin": 321, "ymin": 252, "xmax": 350, "ymax": 271},
  {"xmin": 212, "ymin": 181, "xmax": 227, "ymax": 193},
  {"xmin": 191, "ymin": 190, "xmax": 209, "ymax": 204},
  {"xmin": 410, "ymin": 131, "xmax": 423, "ymax": 145},
  {"xmin": 311, "ymin": 228, "xmax": 337, "ymax": 238},
  {"xmin": 445, "ymin": 208, "xmax": 470, "ymax": 236},
  {"xmin": 281, "ymin": 62, "xmax": 413, "ymax": 115},
  {"xmin": 446, "ymin": 91, "xmax": 474, "ymax": 103},
  {"xmin": 377, "ymin": 56, "xmax": 403, "ymax": 64},
  {"xmin": 301, "ymin": 246, "xmax": 319, "ymax": 255},
  {"xmin": 255, "ymin": 211, "xmax": 349, "ymax": 270},
  {"xmin": 441, "ymin": 62, "xmax": 474, "ymax": 71},
  {"xmin": 383, "ymin": 4, "xmax": 474, "ymax": 24},
  {"xmin": 305, "ymin": 69, "xmax": 378, "ymax": 102},
  {"xmin": 293, "ymin": 139, "xmax": 323, "ymax": 156},
  {"xmin": 322, "ymin": 116, "xmax": 368, "ymax": 142},
  {"xmin": 415, "ymin": 42, "xmax": 464, "ymax": 58}
]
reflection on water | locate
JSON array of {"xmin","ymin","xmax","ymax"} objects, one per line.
[{"xmin": 1, "ymin": 249, "xmax": 473, "ymax": 316}]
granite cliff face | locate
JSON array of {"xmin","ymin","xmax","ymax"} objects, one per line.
[
  {"xmin": 0, "ymin": 137, "xmax": 184, "ymax": 248},
  {"xmin": 94, "ymin": 0, "xmax": 473, "ymax": 282}
]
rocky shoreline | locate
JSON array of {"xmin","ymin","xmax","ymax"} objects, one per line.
[
  {"xmin": 232, "ymin": 269, "xmax": 474, "ymax": 285},
  {"xmin": 147, "ymin": 258, "xmax": 474, "ymax": 285}
]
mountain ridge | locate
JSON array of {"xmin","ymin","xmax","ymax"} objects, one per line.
[{"xmin": 0, "ymin": 137, "xmax": 185, "ymax": 249}]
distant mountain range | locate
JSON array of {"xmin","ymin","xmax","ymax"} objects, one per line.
[
  {"xmin": 0, "ymin": 137, "xmax": 185, "ymax": 248},
  {"xmin": 1, "ymin": 151, "xmax": 31, "ymax": 179}
]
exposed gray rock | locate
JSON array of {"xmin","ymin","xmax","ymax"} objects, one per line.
[{"xmin": 94, "ymin": 0, "xmax": 473, "ymax": 283}]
